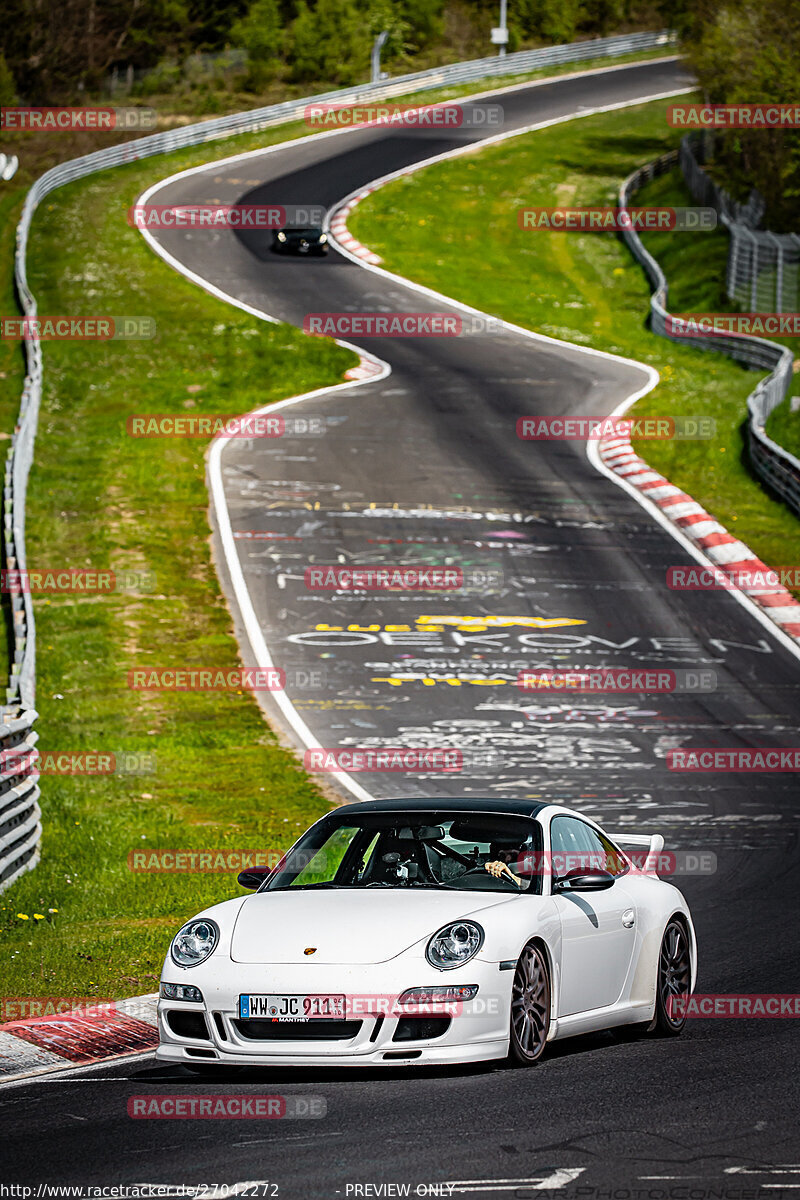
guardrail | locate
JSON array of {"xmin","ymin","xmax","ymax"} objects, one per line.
[
  {"xmin": 619, "ymin": 151, "xmax": 800, "ymax": 516},
  {"xmin": 678, "ymin": 132, "xmax": 800, "ymax": 316},
  {"xmin": 0, "ymin": 28, "xmax": 676, "ymax": 893}
]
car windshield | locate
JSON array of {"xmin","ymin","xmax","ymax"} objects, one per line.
[
  {"xmin": 264, "ymin": 811, "xmax": 543, "ymax": 894},
  {"xmin": 283, "ymin": 226, "xmax": 322, "ymax": 236}
]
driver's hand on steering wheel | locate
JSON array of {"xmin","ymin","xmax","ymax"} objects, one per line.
[{"xmin": 484, "ymin": 860, "xmax": 522, "ymax": 886}]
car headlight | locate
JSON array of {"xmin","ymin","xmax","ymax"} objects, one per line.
[
  {"xmin": 319, "ymin": 233, "xmax": 327, "ymax": 243},
  {"xmin": 277, "ymin": 231, "xmax": 286, "ymax": 242},
  {"xmin": 426, "ymin": 921, "xmax": 484, "ymax": 970},
  {"xmin": 160, "ymin": 982, "xmax": 204, "ymax": 1002},
  {"xmin": 170, "ymin": 918, "xmax": 219, "ymax": 968}
]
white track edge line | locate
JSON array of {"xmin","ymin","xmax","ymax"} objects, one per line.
[{"xmin": 0, "ymin": 1049, "xmax": 156, "ymax": 1090}]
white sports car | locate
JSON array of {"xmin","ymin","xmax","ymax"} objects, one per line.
[{"xmin": 156, "ymin": 798, "xmax": 697, "ymax": 1070}]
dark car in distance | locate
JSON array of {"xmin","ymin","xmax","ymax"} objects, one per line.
[{"xmin": 271, "ymin": 226, "xmax": 328, "ymax": 255}]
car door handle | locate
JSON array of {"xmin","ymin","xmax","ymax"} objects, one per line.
[{"xmin": 622, "ymin": 908, "xmax": 635, "ymax": 928}]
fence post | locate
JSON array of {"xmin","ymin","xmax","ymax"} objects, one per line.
[{"xmin": 768, "ymin": 233, "xmax": 783, "ymax": 314}]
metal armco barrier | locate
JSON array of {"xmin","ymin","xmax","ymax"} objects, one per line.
[
  {"xmin": 0, "ymin": 29, "xmax": 675, "ymax": 893},
  {"xmin": 619, "ymin": 152, "xmax": 800, "ymax": 517},
  {"xmin": 679, "ymin": 132, "xmax": 800, "ymax": 315}
]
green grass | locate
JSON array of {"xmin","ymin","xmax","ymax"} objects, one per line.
[
  {"xmin": 349, "ymin": 99, "xmax": 800, "ymax": 581},
  {"xmin": 0, "ymin": 125, "xmax": 357, "ymax": 999},
  {"xmin": 766, "ymin": 399, "xmax": 800, "ymax": 460},
  {"xmin": 632, "ymin": 169, "xmax": 800, "ymax": 554}
]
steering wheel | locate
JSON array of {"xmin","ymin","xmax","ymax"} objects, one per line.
[{"xmin": 456, "ymin": 867, "xmax": 521, "ymax": 891}]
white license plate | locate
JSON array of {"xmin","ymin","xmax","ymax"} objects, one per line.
[{"xmin": 239, "ymin": 993, "xmax": 346, "ymax": 1021}]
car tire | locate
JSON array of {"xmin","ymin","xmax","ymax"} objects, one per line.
[
  {"xmin": 508, "ymin": 940, "xmax": 551, "ymax": 1065},
  {"xmin": 652, "ymin": 918, "xmax": 691, "ymax": 1036}
]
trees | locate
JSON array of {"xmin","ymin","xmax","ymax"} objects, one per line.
[
  {"xmin": 288, "ymin": 0, "xmax": 370, "ymax": 86},
  {"xmin": 0, "ymin": 0, "xmax": 189, "ymax": 101},
  {"xmin": 680, "ymin": 0, "xmax": 800, "ymax": 229},
  {"xmin": 0, "ymin": 52, "xmax": 15, "ymax": 106},
  {"xmin": 402, "ymin": 0, "xmax": 445, "ymax": 53},
  {"xmin": 231, "ymin": 0, "xmax": 283, "ymax": 87}
]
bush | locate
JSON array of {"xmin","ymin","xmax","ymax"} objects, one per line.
[
  {"xmin": 0, "ymin": 51, "xmax": 15, "ymax": 106},
  {"xmin": 231, "ymin": 0, "xmax": 282, "ymax": 83},
  {"xmin": 289, "ymin": 0, "xmax": 371, "ymax": 85},
  {"xmin": 680, "ymin": 0, "xmax": 800, "ymax": 231}
]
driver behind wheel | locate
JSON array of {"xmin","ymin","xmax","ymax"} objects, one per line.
[{"xmin": 484, "ymin": 841, "xmax": 532, "ymax": 889}]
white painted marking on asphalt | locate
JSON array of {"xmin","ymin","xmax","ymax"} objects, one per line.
[
  {"xmin": 643, "ymin": 484, "xmax": 681, "ymax": 499},
  {"xmin": 684, "ymin": 520, "xmax": 726, "ymax": 538},
  {"xmin": 659, "ymin": 501, "xmax": 705, "ymax": 518},
  {"xmin": 207, "ymin": 380, "xmax": 384, "ymax": 804},
  {"xmin": 726, "ymin": 1168, "xmax": 800, "ymax": 1174},
  {"xmin": 446, "ymin": 1170, "xmax": 586, "ymax": 1192},
  {"xmin": 0, "ymin": 1049, "xmax": 156, "ymax": 1090},
  {"xmin": 705, "ymin": 541, "xmax": 758, "ymax": 563}
]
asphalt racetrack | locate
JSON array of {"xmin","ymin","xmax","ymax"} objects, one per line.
[{"xmin": 4, "ymin": 58, "xmax": 799, "ymax": 1199}]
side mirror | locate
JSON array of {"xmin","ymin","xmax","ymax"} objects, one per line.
[
  {"xmin": 554, "ymin": 868, "xmax": 615, "ymax": 893},
  {"xmin": 237, "ymin": 866, "xmax": 273, "ymax": 890}
]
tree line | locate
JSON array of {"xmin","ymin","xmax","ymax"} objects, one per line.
[
  {"xmin": 669, "ymin": 0, "xmax": 800, "ymax": 230},
  {"xmin": 0, "ymin": 0, "xmax": 654, "ymax": 101}
]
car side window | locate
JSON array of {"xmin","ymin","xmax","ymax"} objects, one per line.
[
  {"xmin": 597, "ymin": 831, "xmax": 629, "ymax": 877},
  {"xmin": 550, "ymin": 816, "xmax": 628, "ymax": 878}
]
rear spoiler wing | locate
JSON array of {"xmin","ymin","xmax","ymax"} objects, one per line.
[{"xmin": 609, "ymin": 832, "xmax": 665, "ymax": 875}]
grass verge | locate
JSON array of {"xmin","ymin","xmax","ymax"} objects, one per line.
[
  {"xmin": 1, "ymin": 124, "xmax": 355, "ymax": 999},
  {"xmin": 766, "ymin": 401, "xmax": 800, "ymax": 460},
  {"xmin": 349, "ymin": 99, "xmax": 800, "ymax": 582}
]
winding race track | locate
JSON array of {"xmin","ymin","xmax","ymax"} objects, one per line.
[{"xmin": 4, "ymin": 59, "xmax": 799, "ymax": 1198}]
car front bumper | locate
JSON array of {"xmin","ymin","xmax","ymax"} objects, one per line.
[{"xmin": 156, "ymin": 956, "xmax": 512, "ymax": 1067}]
